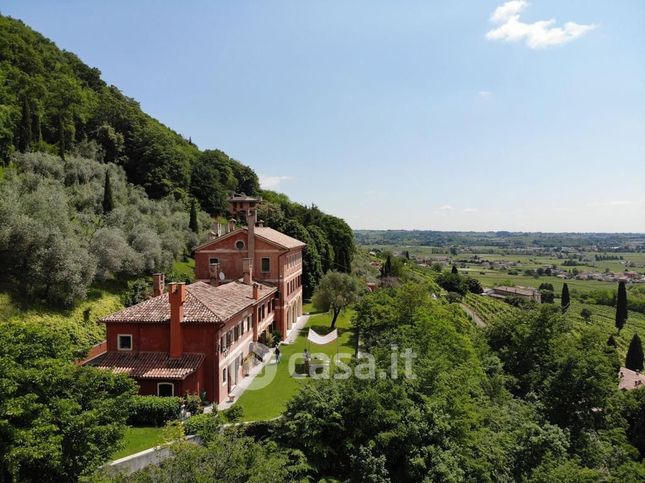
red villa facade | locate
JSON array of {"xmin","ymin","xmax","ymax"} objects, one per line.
[{"xmin": 84, "ymin": 196, "xmax": 305, "ymax": 404}]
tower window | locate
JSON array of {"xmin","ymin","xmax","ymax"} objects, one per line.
[
  {"xmin": 235, "ymin": 240, "xmax": 245, "ymax": 250},
  {"xmin": 261, "ymin": 257, "xmax": 270, "ymax": 272}
]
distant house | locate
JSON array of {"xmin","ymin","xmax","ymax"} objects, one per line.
[
  {"xmin": 83, "ymin": 195, "xmax": 305, "ymax": 404},
  {"xmin": 619, "ymin": 367, "xmax": 645, "ymax": 391},
  {"xmin": 483, "ymin": 286, "xmax": 542, "ymax": 303}
]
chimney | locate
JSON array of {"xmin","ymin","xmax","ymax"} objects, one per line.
[
  {"xmin": 253, "ymin": 282, "xmax": 259, "ymax": 300},
  {"xmin": 168, "ymin": 283, "xmax": 186, "ymax": 358},
  {"xmin": 152, "ymin": 273, "xmax": 165, "ymax": 297},
  {"xmin": 246, "ymin": 209, "xmax": 256, "ymax": 280},
  {"xmin": 228, "ymin": 218, "xmax": 236, "ymax": 233},
  {"xmin": 243, "ymin": 258, "xmax": 252, "ymax": 285},
  {"xmin": 209, "ymin": 263, "xmax": 220, "ymax": 287}
]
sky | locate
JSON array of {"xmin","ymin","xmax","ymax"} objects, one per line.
[{"xmin": 3, "ymin": 0, "xmax": 644, "ymax": 232}]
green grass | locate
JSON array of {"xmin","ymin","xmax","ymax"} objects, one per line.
[
  {"xmin": 0, "ymin": 283, "xmax": 124, "ymax": 350},
  {"xmin": 171, "ymin": 258, "xmax": 196, "ymax": 281},
  {"xmin": 234, "ymin": 305, "xmax": 356, "ymax": 421},
  {"xmin": 112, "ymin": 427, "xmax": 166, "ymax": 460}
]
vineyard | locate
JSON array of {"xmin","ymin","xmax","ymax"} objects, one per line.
[
  {"xmin": 463, "ymin": 293, "xmax": 521, "ymax": 325},
  {"xmin": 566, "ymin": 300, "xmax": 645, "ymax": 357}
]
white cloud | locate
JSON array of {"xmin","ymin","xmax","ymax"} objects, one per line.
[
  {"xmin": 486, "ymin": 1, "xmax": 596, "ymax": 49},
  {"xmin": 438, "ymin": 204, "xmax": 454, "ymax": 210},
  {"xmin": 478, "ymin": 90, "xmax": 492, "ymax": 99},
  {"xmin": 259, "ymin": 175, "xmax": 293, "ymax": 190}
]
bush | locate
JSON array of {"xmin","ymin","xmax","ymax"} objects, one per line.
[
  {"xmin": 446, "ymin": 292, "xmax": 463, "ymax": 304},
  {"xmin": 184, "ymin": 394, "xmax": 202, "ymax": 415},
  {"xmin": 223, "ymin": 405, "xmax": 244, "ymax": 422},
  {"xmin": 128, "ymin": 395, "xmax": 182, "ymax": 427},
  {"xmin": 184, "ymin": 413, "xmax": 222, "ymax": 440}
]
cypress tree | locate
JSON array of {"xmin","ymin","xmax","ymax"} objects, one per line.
[
  {"xmin": 616, "ymin": 281, "xmax": 628, "ymax": 334},
  {"xmin": 607, "ymin": 335, "xmax": 617, "ymax": 348},
  {"xmin": 18, "ymin": 97, "xmax": 32, "ymax": 152},
  {"xmin": 625, "ymin": 333, "xmax": 643, "ymax": 372},
  {"xmin": 58, "ymin": 116, "xmax": 65, "ymax": 160},
  {"xmin": 189, "ymin": 199, "xmax": 199, "ymax": 233},
  {"xmin": 102, "ymin": 171, "xmax": 114, "ymax": 214},
  {"xmin": 561, "ymin": 283, "xmax": 570, "ymax": 311},
  {"xmin": 451, "ymin": 264, "xmax": 458, "ymax": 274}
]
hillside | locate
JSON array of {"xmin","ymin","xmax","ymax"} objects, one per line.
[{"xmin": 0, "ymin": 14, "xmax": 355, "ymax": 311}]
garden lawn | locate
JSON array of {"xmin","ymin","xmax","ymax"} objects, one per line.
[
  {"xmin": 112, "ymin": 426, "xmax": 166, "ymax": 460},
  {"xmin": 234, "ymin": 306, "xmax": 356, "ymax": 421}
]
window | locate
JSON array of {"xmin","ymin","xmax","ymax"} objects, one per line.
[
  {"xmin": 261, "ymin": 257, "xmax": 270, "ymax": 272},
  {"xmin": 117, "ymin": 334, "xmax": 132, "ymax": 351},
  {"xmin": 222, "ymin": 368, "xmax": 227, "ymax": 383},
  {"xmin": 209, "ymin": 257, "xmax": 219, "ymax": 265},
  {"xmin": 235, "ymin": 240, "xmax": 245, "ymax": 250},
  {"xmin": 157, "ymin": 383, "xmax": 174, "ymax": 397},
  {"xmin": 220, "ymin": 335, "xmax": 225, "ymax": 352}
]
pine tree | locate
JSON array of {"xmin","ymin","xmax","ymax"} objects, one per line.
[
  {"xmin": 451, "ymin": 264, "xmax": 458, "ymax": 274},
  {"xmin": 561, "ymin": 283, "xmax": 570, "ymax": 311},
  {"xmin": 625, "ymin": 333, "xmax": 643, "ymax": 372},
  {"xmin": 616, "ymin": 281, "xmax": 628, "ymax": 334},
  {"xmin": 102, "ymin": 171, "xmax": 114, "ymax": 214},
  {"xmin": 189, "ymin": 199, "xmax": 199, "ymax": 233},
  {"xmin": 18, "ymin": 97, "xmax": 32, "ymax": 152}
]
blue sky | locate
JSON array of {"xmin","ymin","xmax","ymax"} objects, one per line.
[{"xmin": 4, "ymin": 1, "xmax": 644, "ymax": 231}]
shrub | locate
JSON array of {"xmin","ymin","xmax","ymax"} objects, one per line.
[
  {"xmin": 128, "ymin": 395, "xmax": 182, "ymax": 427},
  {"xmin": 184, "ymin": 413, "xmax": 222, "ymax": 440},
  {"xmin": 446, "ymin": 292, "xmax": 463, "ymax": 304},
  {"xmin": 184, "ymin": 394, "xmax": 202, "ymax": 415},
  {"xmin": 223, "ymin": 405, "xmax": 244, "ymax": 422}
]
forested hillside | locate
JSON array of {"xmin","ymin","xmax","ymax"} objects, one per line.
[{"xmin": 0, "ymin": 13, "xmax": 354, "ymax": 306}]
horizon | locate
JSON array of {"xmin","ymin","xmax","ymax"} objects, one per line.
[{"xmin": 3, "ymin": 1, "xmax": 644, "ymax": 231}]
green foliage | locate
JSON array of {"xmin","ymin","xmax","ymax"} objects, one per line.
[
  {"xmin": 127, "ymin": 396, "xmax": 182, "ymax": 427},
  {"xmin": 223, "ymin": 405, "xmax": 244, "ymax": 422},
  {"xmin": 312, "ymin": 271, "xmax": 362, "ymax": 328},
  {"xmin": 108, "ymin": 431, "xmax": 294, "ymax": 482},
  {"xmin": 0, "ymin": 152, "xmax": 209, "ymax": 306},
  {"xmin": 561, "ymin": 283, "xmax": 571, "ymax": 310},
  {"xmin": 436, "ymin": 270, "xmax": 482, "ymax": 296},
  {"xmin": 188, "ymin": 198, "xmax": 198, "ymax": 233},
  {"xmin": 102, "ymin": 170, "xmax": 114, "ymax": 214},
  {"xmin": 183, "ymin": 413, "xmax": 222, "ymax": 440},
  {"xmin": 616, "ymin": 281, "xmax": 628, "ymax": 333},
  {"xmin": 0, "ymin": 323, "xmax": 136, "ymax": 481},
  {"xmin": 622, "ymin": 389, "xmax": 645, "ymax": 458},
  {"xmin": 580, "ymin": 307, "xmax": 592, "ymax": 322},
  {"xmin": 122, "ymin": 278, "xmax": 152, "ymax": 307},
  {"xmin": 625, "ymin": 333, "xmax": 643, "ymax": 371}
]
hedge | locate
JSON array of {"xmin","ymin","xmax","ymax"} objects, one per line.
[{"xmin": 128, "ymin": 395, "xmax": 182, "ymax": 427}]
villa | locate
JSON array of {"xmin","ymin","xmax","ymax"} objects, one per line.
[{"xmin": 84, "ymin": 196, "xmax": 305, "ymax": 404}]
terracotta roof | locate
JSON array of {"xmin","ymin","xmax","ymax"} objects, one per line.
[
  {"xmin": 194, "ymin": 226, "xmax": 305, "ymax": 251},
  {"xmin": 102, "ymin": 281, "xmax": 276, "ymax": 324},
  {"xmin": 619, "ymin": 367, "xmax": 645, "ymax": 391},
  {"xmin": 87, "ymin": 351, "xmax": 204, "ymax": 380},
  {"xmin": 255, "ymin": 226, "xmax": 305, "ymax": 249}
]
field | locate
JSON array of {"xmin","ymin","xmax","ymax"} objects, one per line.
[
  {"xmin": 460, "ymin": 270, "xmax": 618, "ymax": 293},
  {"xmin": 463, "ymin": 293, "xmax": 520, "ymax": 325},
  {"xmin": 234, "ymin": 304, "xmax": 356, "ymax": 421}
]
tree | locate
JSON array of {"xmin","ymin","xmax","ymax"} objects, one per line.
[
  {"xmin": 189, "ymin": 198, "xmax": 199, "ymax": 233},
  {"xmin": 561, "ymin": 283, "xmax": 570, "ymax": 311},
  {"xmin": 102, "ymin": 170, "xmax": 115, "ymax": 214},
  {"xmin": 626, "ymin": 333, "xmax": 644, "ymax": 372},
  {"xmin": 57, "ymin": 115, "xmax": 65, "ymax": 159},
  {"xmin": 452, "ymin": 264, "xmax": 459, "ymax": 274},
  {"xmin": 312, "ymin": 271, "xmax": 362, "ymax": 328},
  {"xmin": 18, "ymin": 97, "xmax": 32, "ymax": 152},
  {"xmin": 616, "ymin": 281, "xmax": 628, "ymax": 334},
  {"xmin": 580, "ymin": 308, "xmax": 592, "ymax": 323}
]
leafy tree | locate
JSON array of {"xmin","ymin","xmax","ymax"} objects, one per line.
[
  {"xmin": 0, "ymin": 323, "xmax": 136, "ymax": 481},
  {"xmin": 189, "ymin": 198, "xmax": 199, "ymax": 233},
  {"xmin": 102, "ymin": 169, "xmax": 115, "ymax": 214},
  {"xmin": 282, "ymin": 220, "xmax": 323, "ymax": 298},
  {"xmin": 561, "ymin": 283, "xmax": 570, "ymax": 311},
  {"xmin": 451, "ymin": 264, "xmax": 459, "ymax": 274},
  {"xmin": 616, "ymin": 281, "xmax": 628, "ymax": 333},
  {"xmin": 312, "ymin": 271, "xmax": 362, "ymax": 328},
  {"xmin": 625, "ymin": 333, "xmax": 643, "ymax": 371}
]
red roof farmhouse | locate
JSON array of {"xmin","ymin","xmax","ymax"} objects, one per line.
[{"xmin": 84, "ymin": 196, "xmax": 305, "ymax": 404}]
